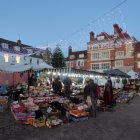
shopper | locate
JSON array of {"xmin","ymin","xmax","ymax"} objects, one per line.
[
  {"xmin": 84, "ymin": 80, "xmax": 90, "ymax": 101},
  {"xmin": 88, "ymin": 79, "xmax": 99, "ymax": 117},
  {"xmin": 52, "ymin": 77, "xmax": 62, "ymax": 95},
  {"xmin": 104, "ymin": 78, "xmax": 114, "ymax": 107},
  {"xmin": 63, "ymin": 76, "xmax": 72, "ymax": 98},
  {"xmin": 29, "ymin": 74, "xmax": 37, "ymax": 86}
]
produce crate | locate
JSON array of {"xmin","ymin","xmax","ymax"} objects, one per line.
[
  {"xmin": 46, "ymin": 119, "xmax": 63, "ymax": 128},
  {"xmin": 33, "ymin": 119, "xmax": 46, "ymax": 127}
]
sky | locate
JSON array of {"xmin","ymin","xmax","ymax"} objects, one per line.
[{"xmin": 0, "ymin": 0, "xmax": 140, "ymax": 56}]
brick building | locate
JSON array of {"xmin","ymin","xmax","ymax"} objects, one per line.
[
  {"xmin": 66, "ymin": 24, "xmax": 140, "ymax": 73},
  {"xmin": 66, "ymin": 46, "xmax": 87, "ymax": 70},
  {"xmin": 87, "ymin": 24, "xmax": 139, "ymax": 73}
]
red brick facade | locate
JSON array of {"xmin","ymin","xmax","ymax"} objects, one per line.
[
  {"xmin": 86, "ymin": 24, "xmax": 140, "ymax": 73},
  {"xmin": 66, "ymin": 24, "xmax": 140, "ymax": 73},
  {"xmin": 66, "ymin": 46, "xmax": 87, "ymax": 70}
]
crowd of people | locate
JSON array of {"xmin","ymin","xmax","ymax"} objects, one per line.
[{"xmin": 1, "ymin": 72, "xmax": 139, "ymax": 118}]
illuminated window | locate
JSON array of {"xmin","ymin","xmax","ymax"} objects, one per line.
[
  {"xmin": 16, "ymin": 55, "xmax": 20, "ymax": 63},
  {"xmin": 4, "ymin": 53, "xmax": 9, "ymax": 62}
]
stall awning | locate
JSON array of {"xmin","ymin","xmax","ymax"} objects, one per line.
[{"xmin": 103, "ymin": 69, "xmax": 130, "ymax": 78}]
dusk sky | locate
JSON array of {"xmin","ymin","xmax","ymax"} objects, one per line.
[{"xmin": 0, "ymin": 0, "xmax": 139, "ymax": 56}]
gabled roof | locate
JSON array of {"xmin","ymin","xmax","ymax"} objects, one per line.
[
  {"xmin": 0, "ymin": 38, "xmax": 44, "ymax": 55},
  {"xmin": 0, "ymin": 38, "xmax": 33, "ymax": 49}
]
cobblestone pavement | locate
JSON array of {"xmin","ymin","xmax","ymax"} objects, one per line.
[{"xmin": 0, "ymin": 96, "xmax": 140, "ymax": 140}]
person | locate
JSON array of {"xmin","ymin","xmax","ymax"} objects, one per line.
[
  {"xmin": 52, "ymin": 77, "xmax": 62, "ymax": 95},
  {"xmin": 29, "ymin": 74, "xmax": 37, "ymax": 86},
  {"xmin": 87, "ymin": 79, "xmax": 99, "ymax": 117},
  {"xmin": 104, "ymin": 79, "xmax": 114, "ymax": 107},
  {"xmin": 84, "ymin": 80, "xmax": 90, "ymax": 101},
  {"xmin": 63, "ymin": 76, "xmax": 72, "ymax": 98}
]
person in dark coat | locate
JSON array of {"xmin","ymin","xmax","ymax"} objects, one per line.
[
  {"xmin": 84, "ymin": 80, "xmax": 90, "ymax": 100},
  {"xmin": 63, "ymin": 77, "xmax": 72, "ymax": 98},
  {"xmin": 29, "ymin": 74, "xmax": 37, "ymax": 86},
  {"xmin": 87, "ymin": 79, "xmax": 99, "ymax": 117},
  {"xmin": 104, "ymin": 79, "xmax": 114, "ymax": 107},
  {"xmin": 52, "ymin": 77, "xmax": 62, "ymax": 95}
]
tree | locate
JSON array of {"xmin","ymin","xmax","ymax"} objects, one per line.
[{"xmin": 51, "ymin": 45, "xmax": 65, "ymax": 68}]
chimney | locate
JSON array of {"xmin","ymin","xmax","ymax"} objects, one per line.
[
  {"xmin": 90, "ymin": 32, "xmax": 95, "ymax": 42},
  {"xmin": 68, "ymin": 46, "xmax": 72, "ymax": 55},
  {"xmin": 113, "ymin": 24, "xmax": 122, "ymax": 34},
  {"xmin": 17, "ymin": 39, "xmax": 21, "ymax": 45}
]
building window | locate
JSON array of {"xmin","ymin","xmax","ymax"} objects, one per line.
[
  {"xmin": 4, "ymin": 53, "xmax": 9, "ymax": 62},
  {"xmin": 77, "ymin": 60, "xmax": 84, "ymax": 66},
  {"xmin": 138, "ymin": 62, "xmax": 140, "ymax": 68},
  {"xmin": 16, "ymin": 55, "xmax": 20, "ymax": 63},
  {"xmin": 79, "ymin": 54, "xmax": 84, "ymax": 58},
  {"xmin": 101, "ymin": 51, "xmax": 109, "ymax": 59},
  {"xmin": 70, "ymin": 55, "xmax": 75, "ymax": 59},
  {"xmin": 1, "ymin": 43, "xmax": 9, "ymax": 50},
  {"xmin": 37, "ymin": 59, "xmax": 39, "ymax": 65},
  {"xmin": 30, "ymin": 58, "xmax": 32, "ymax": 64},
  {"xmin": 115, "ymin": 60, "xmax": 123, "ymax": 67},
  {"xmin": 126, "ymin": 44, "xmax": 133, "ymax": 56},
  {"xmin": 77, "ymin": 61, "xmax": 80, "ymax": 66},
  {"xmin": 71, "ymin": 62, "xmax": 73, "ymax": 67},
  {"xmin": 93, "ymin": 45, "xmax": 98, "ymax": 50},
  {"xmin": 97, "ymin": 36, "xmax": 104, "ymax": 41},
  {"xmin": 101, "ymin": 63, "xmax": 110, "ymax": 69},
  {"xmin": 116, "ymin": 51, "xmax": 124, "ymax": 57},
  {"xmin": 92, "ymin": 53, "xmax": 99, "ymax": 60},
  {"xmin": 137, "ymin": 53, "xmax": 140, "ymax": 58},
  {"xmin": 91, "ymin": 64, "xmax": 99, "ymax": 70}
]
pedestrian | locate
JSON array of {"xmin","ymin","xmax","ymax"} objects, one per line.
[
  {"xmin": 87, "ymin": 79, "xmax": 99, "ymax": 117},
  {"xmin": 52, "ymin": 77, "xmax": 62, "ymax": 95},
  {"xmin": 104, "ymin": 78, "xmax": 114, "ymax": 108},
  {"xmin": 29, "ymin": 73, "xmax": 37, "ymax": 86},
  {"xmin": 63, "ymin": 76, "xmax": 72, "ymax": 98}
]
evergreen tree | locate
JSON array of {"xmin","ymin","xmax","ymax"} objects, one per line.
[{"xmin": 51, "ymin": 45, "xmax": 65, "ymax": 68}]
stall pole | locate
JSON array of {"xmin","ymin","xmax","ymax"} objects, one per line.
[
  {"xmin": 28, "ymin": 70, "xmax": 30, "ymax": 95},
  {"xmin": 13, "ymin": 72, "xmax": 15, "ymax": 87}
]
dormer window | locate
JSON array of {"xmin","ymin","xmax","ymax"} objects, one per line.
[
  {"xmin": 97, "ymin": 36, "xmax": 104, "ymax": 41},
  {"xmin": 70, "ymin": 55, "xmax": 75, "ymax": 59},
  {"xmin": 1, "ymin": 43, "xmax": 9, "ymax": 50},
  {"xmin": 79, "ymin": 54, "xmax": 84, "ymax": 58}
]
